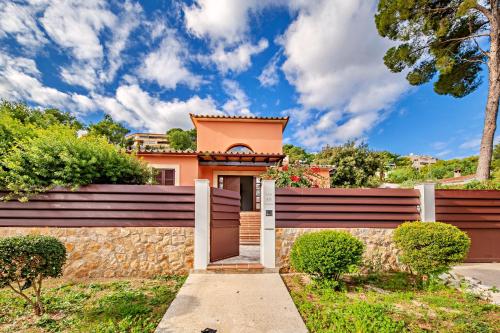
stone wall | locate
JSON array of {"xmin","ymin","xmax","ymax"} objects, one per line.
[
  {"xmin": 0, "ymin": 227, "xmax": 194, "ymax": 278},
  {"xmin": 276, "ymin": 228, "xmax": 406, "ymax": 272}
]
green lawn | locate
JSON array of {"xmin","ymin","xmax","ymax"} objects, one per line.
[
  {"xmin": 283, "ymin": 272, "xmax": 499, "ymax": 333},
  {"xmin": 0, "ymin": 275, "xmax": 185, "ymax": 333}
]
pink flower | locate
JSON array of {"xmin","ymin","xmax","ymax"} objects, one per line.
[
  {"xmin": 282, "ymin": 165, "xmax": 289, "ymax": 171},
  {"xmin": 291, "ymin": 175, "xmax": 300, "ymax": 182}
]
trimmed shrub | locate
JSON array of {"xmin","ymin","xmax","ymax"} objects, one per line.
[
  {"xmin": 290, "ymin": 231, "xmax": 364, "ymax": 280},
  {"xmin": 0, "ymin": 235, "xmax": 67, "ymax": 315},
  {"xmin": 393, "ymin": 222, "xmax": 470, "ymax": 277}
]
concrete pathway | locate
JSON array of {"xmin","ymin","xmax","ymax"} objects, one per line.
[
  {"xmin": 452, "ymin": 263, "xmax": 500, "ymax": 304},
  {"xmin": 155, "ymin": 273, "xmax": 308, "ymax": 333}
]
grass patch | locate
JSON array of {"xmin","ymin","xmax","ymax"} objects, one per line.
[
  {"xmin": 0, "ymin": 275, "xmax": 185, "ymax": 333},
  {"xmin": 283, "ymin": 272, "xmax": 499, "ymax": 333}
]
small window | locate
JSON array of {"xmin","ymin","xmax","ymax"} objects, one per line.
[
  {"xmin": 155, "ymin": 168, "xmax": 175, "ymax": 185},
  {"xmin": 226, "ymin": 145, "xmax": 253, "ymax": 153}
]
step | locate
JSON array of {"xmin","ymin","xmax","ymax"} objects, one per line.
[{"xmin": 206, "ymin": 263, "xmax": 266, "ymax": 273}]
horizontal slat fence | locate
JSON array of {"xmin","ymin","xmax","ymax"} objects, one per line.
[
  {"xmin": 0, "ymin": 185, "xmax": 195, "ymax": 227},
  {"xmin": 275, "ymin": 188, "xmax": 420, "ymax": 228},
  {"xmin": 436, "ymin": 189, "xmax": 500, "ymax": 262}
]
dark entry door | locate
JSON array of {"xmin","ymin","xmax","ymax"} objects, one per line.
[{"xmin": 210, "ymin": 187, "xmax": 241, "ymax": 262}]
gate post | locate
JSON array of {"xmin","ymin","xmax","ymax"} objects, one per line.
[
  {"xmin": 415, "ymin": 183, "xmax": 436, "ymax": 222},
  {"xmin": 260, "ymin": 180, "xmax": 276, "ymax": 268},
  {"xmin": 194, "ymin": 179, "xmax": 210, "ymax": 270}
]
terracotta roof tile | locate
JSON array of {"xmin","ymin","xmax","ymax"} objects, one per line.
[{"xmin": 189, "ymin": 113, "xmax": 289, "ymax": 121}]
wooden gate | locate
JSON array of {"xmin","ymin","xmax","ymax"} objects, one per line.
[
  {"xmin": 210, "ymin": 187, "xmax": 240, "ymax": 262},
  {"xmin": 436, "ymin": 189, "xmax": 500, "ymax": 262}
]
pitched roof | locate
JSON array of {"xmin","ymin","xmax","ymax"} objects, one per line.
[{"xmin": 189, "ymin": 113, "xmax": 289, "ymax": 131}]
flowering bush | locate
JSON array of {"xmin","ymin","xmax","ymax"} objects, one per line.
[{"xmin": 261, "ymin": 164, "xmax": 327, "ymax": 188}]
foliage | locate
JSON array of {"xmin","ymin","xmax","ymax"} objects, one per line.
[
  {"xmin": 283, "ymin": 144, "xmax": 314, "ymax": 164},
  {"xmin": 0, "ymin": 101, "xmax": 83, "ymax": 129},
  {"xmin": 261, "ymin": 164, "xmax": 327, "ymax": 188},
  {"xmin": 387, "ymin": 156, "xmax": 479, "ymax": 184},
  {"xmin": 0, "ymin": 276, "xmax": 186, "ymax": 332},
  {"xmin": 376, "ymin": 0, "xmax": 489, "ymax": 98},
  {"xmin": 375, "ymin": 0, "xmax": 499, "ymax": 180},
  {"xmin": 0, "ymin": 126, "xmax": 153, "ymax": 200},
  {"xmin": 314, "ymin": 142, "xmax": 383, "ymax": 188},
  {"xmin": 290, "ymin": 231, "xmax": 364, "ymax": 281},
  {"xmin": 393, "ymin": 222, "xmax": 470, "ymax": 277},
  {"xmin": 88, "ymin": 114, "xmax": 130, "ymax": 146},
  {"xmin": 421, "ymin": 156, "xmax": 478, "ymax": 179},
  {"xmin": 0, "ymin": 101, "xmax": 82, "ymax": 156},
  {"xmin": 283, "ymin": 272, "xmax": 499, "ymax": 333},
  {"xmin": 166, "ymin": 128, "xmax": 196, "ymax": 150},
  {"xmin": 0, "ymin": 235, "xmax": 67, "ymax": 315},
  {"xmin": 386, "ymin": 167, "xmax": 420, "ymax": 184},
  {"xmin": 437, "ymin": 179, "xmax": 500, "ymax": 190}
]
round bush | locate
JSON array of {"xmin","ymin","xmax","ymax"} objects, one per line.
[
  {"xmin": 290, "ymin": 231, "xmax": 364, "ymax": 280},
  {"xmin": 0, "ymin": 235, "xmax": 67, "ymax": 287},
  {"xmin": 393, "ymin": 222, "xmax": 470, "ymax": 276}
]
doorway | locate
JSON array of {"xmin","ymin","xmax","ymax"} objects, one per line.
[{"xmin": 213, "ymin": 175, "xmax": 261, "ymax": 264}]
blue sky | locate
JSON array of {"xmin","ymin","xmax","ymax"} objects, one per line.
[{"xmin": 0, "ymin": 0, "xmax": 496, "ymax": 158}]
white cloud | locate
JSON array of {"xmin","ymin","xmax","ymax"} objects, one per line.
[
  {"xmin": 102, "ymin": 0, "xmax": 142, "ymax": 83},
  {"xmin": 60, "ymin": 63, "xmax": 99, "ymax": 91},
  {"xmin": 40, "ymin": 0, "xmax": 115, "ymax": 62},
  {"xmin": 1, "ymin": 0, "xmax": 142, "ymax": 91},
  {"xmin": 139, "ymin": 30, "xmax": 201, "ymax": 89},
  {"xmin": 206, "ymin": 39, "xmax": 268, "ymax": 74},
  {"xmin": 184, "ymin": 0, "xmax": 259, "ymax": 44},
  {"xmin": 459, "ymin": 137, "xmax": 481, "ymax": 150},
  {"xmin": 184, "ymin": 1, "xmax": 274, "ymax": 74},
  {"xmin": 101, "ymin": 84, "xmax": 222, "ymax": 132},
  {"xmin": 222, "ymin": 79, "xmax": 252, "ymax": 116},
  {"xmin": 431, "ymin": 141, "xmax": 449, "ymax": 150},
  {"xmin": 258, "ymin": 52, "xmax": 280, "ymax": 87},
  {"xmin": 0, "ymin": 1, "xmax": 47, "ymax": 49},
  {"xmin": 0, "ymin": 52, "xmax": 95, "ymax": 114},
  {"xmin": 280, "ymin": 0, "xmax": 409, "ymax": 148},
  {"xmin": 436, "ymin": 150, "xmax": 452, "ymax": 157}
]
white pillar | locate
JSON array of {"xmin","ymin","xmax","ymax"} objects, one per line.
[
  {"xmin": 260, "ymin": 180, "xmax": 276, "ymax": 268},
  {"xmin": 194, "ymin": 179, "xmax": 210, "ymax": 270},
  {"xmin": 415, "ymin": 183, "xmax": 436, "ymax": 222}
]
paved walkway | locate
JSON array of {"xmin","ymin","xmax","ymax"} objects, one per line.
[
  {"xmin": 453, "ymin": 263, "xmax": 500, "ymax": 287},
  {"xmin": 155, "ymin": 273, "xmax": 308, "ymax": 333},
  {"xmin": 452, "ymin": 263, "xmax": 500, "ymax": 304}
]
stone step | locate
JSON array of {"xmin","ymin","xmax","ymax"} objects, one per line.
[{"xmin": 206, "ymin": 263, "xmax": 266, "ymax": 273}]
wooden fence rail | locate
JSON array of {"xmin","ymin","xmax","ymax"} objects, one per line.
[
  {"xmin": 436, "ymin": 189, "xmax": 500, "ymax": 262},
  {"xmin": 275, "ymin": 187, "xmax": 421, "ymax": 228},
  {"xmin": 0, "ymin": 185, "xmax": 195, "ymax": 227}
]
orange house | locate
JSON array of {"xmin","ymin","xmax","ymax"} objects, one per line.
[{"xmin": 134, "ymin": 114, "xmax": 330, "ymax": 245}]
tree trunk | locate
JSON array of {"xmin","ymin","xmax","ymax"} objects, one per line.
[{"xmin": 476, "ymin": 11, "xmax": 500, "ymax": 180}]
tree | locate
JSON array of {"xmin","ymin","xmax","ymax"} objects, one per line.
[
  {"xmin": 283, "ymin": 144, "xmax": 314, "ymax": 164},
  {"xmin": 166, "ymin": 128, "xmax": 196, "ymax": 150},
  {"xmin": 375, "ymin": 0, "xmax": 499, "ymax": 180},
  {"xmin": 88, "ymin": 114, "xmax": 129, "ymax": 146},
  {"xmin": 0, "ymin": 235, "xmax": 67, "ymax": 316},
  {"xmin": 0, "ymin": 101, "xmax": 83, "ymax": 129},
  {"xmin": 314, "ymin": 142, "xmax": 383, "ymax": 187}
]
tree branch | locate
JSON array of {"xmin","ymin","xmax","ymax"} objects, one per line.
[
  {"xmin": 8, "ymin": 283, "xmax": 34, "ymax": 307},
  {"xmin": 474, "ymin": 4, "xmax": 493, "ymax": 21},
  {"xmin": 443, "ymin": 33, "xmax": 490, "ymax": 43}
]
